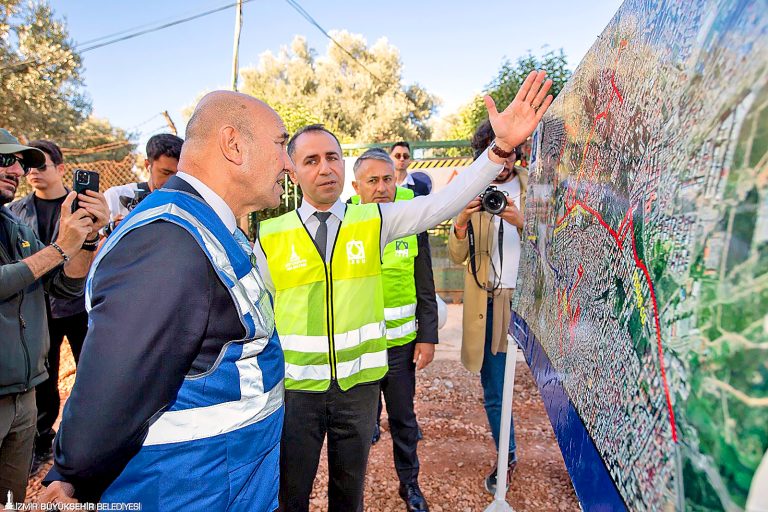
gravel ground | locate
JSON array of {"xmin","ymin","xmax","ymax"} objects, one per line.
[{"xmin": 26, "ymin": 305, "xmax": 579, "ymax": 511}]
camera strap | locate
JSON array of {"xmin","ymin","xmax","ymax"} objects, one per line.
[{"xmin": 468, "ymin": 215, "xmax": 504, "ymax": 292}]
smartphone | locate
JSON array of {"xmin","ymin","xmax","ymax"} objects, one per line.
[{"xmin": 72, "ymin": 169, "xmax": 100, "ymax": 213}]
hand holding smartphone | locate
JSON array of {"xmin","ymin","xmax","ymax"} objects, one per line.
[{"xmin": 72, "ymin": 169, "xmax": 100, "ymax": 213}]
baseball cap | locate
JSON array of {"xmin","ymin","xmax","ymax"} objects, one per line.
[{"xmin": 0, "ymin": 128, "xmax": 46, "ymax": 168}]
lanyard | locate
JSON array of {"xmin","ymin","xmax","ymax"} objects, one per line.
[{"xmin": 467, "ymin": 215, "xmax": 504, "ymax": 293}]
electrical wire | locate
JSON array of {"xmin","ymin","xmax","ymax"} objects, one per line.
[{"xmin": 0, "ymin": 0, "xmax": 255, "ymax": 73}]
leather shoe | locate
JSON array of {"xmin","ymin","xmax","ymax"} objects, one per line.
[
  {"xmin": 371, "ymin": 422, "xmax": 381, "ymax": 445},
  {"xmin": 399, "ymin": 481, "xmax": 429, "ymax": 512}
]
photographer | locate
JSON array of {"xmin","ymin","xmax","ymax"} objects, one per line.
[
  {"xmin": 0, "ymin": 129, "xmax": 109, "ymax": 503},
  {"xmin": 448, "ymin": 119, "xmax": 527, "ymax": 496},
  {"xmin": 8, "ymin": 140, "xmax": 91, "ymax": 475},
  {"xmin": 103, "ymin": 134, "xmax": 182, "ymax": 233}
]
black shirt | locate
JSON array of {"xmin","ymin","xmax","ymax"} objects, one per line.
[{"xmin": 34, "ymin": 194, "xmax": 67, "ymax": 245}]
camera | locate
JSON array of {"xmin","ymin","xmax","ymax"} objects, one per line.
[
  {"xmin": 479, "ymin": 186, "xmax": 508, "ymax": 215},
  {"xmin": 118, "ymin": 188, "xmax": 150, "ymax": 213}
]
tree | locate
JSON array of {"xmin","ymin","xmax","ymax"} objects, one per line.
[
  {"xmin": 0, "ymin": 1, "xmax": 133, "ymax": 160},
  {"xmin": 440, "ymin": 49, "xmax": 572, "ymax": 143},
  {"xmin": 63, "ymin": 117, "xmax": 137, "ymax": 163},
  {"xmin": 239, "ymin": 33, "xmax": 439, "ymax": 142},
  {"xmin": 0, "ymin": 0, "xmax": 88, "ymax": 139}
]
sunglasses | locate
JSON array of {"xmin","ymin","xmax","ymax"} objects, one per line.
[
  {"xmin": 0, "ymin": 154, "xmax": 31, "ymax": 174},
  {"xmin": 392, "ymin": 153, "xmax": 411, "ymax": 160}
]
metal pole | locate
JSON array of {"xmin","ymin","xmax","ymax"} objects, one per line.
[
  {"xmin": 161, "ymin": 110, "xmax": 177, "ymax": 135},
  {"xmin": 484, "ymin": 339, "xmax": 518, "ymax": 512},
  {"xmin": 231, "ymin": 0, "xmax": 249, "ymax": 233},
  {"xmin": 231, "ymin": 0, "xmax": 243, "ymax": 91}
]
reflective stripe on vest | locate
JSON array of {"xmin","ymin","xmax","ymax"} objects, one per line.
[
  {"xmin": 352, "ymin": 187, "xmax": 419, "ymax": 347},
  {"xmin": 90, "ymin": 189, "xmax": 284, "ymax": 445},
  {"xmin": 259, "ymin": 204, "xmax": 387, "ymax": 391}
]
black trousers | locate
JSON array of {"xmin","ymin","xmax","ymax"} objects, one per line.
[
  {"xmin": 279, "ymin": 381, "xmax": 379, "ymax": 512},
  {"xmin": 35, "ymin": 311, "xmax": 88, "ymax": 452},
  {"xmin": 380, "ymin": 342, "xmax": 420, "ymax": 484}
]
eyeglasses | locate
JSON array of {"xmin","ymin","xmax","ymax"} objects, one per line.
[
  {"xmin": 30, "ymin": 164, "xmax": 54, "ymax": 173},
  {"xmin": 392, "ymin": 153, "xmax": 411, "ymax": 160},
  {"xmin": 0, "ymin": 154, "xmax": 31, "ymax": 174}
]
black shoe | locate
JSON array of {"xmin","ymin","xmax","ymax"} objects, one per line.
[
  {"xmin": 484, "ymin": 455, "xmax": 517, "ymax": 496},
  {"xmin": 399, "ymin": 481, "xmax": 429, "ymax": 512},
  {"xmin": 30, "ymin": 446, "xmax": 53, "ymax": 476},
  {"xmin": 416, "ymin": 425, "xmax": 423, "ymax": 441},
  {"xmin": 371, "ymin": 423, "xmax": 381, "ymax": 445}
]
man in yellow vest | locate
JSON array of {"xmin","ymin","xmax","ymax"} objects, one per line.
[
  {"xmin": 254, "ymin": 70, "xmax": 553, "ymax": 512},
  {"xmin": 350, "ymin": 148, "xmax": 436, "ymax": 512}
]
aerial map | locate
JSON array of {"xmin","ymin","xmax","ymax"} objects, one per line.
[{"xmin": 513, "ymin": 0, "xmax": 768, "ymax": 509}]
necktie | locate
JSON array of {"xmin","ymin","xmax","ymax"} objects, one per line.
[
  {"xmin": 233, "ymin": 228, "xmax": 252, "ymax": 253},
  {"xmin": 314, "ymin": 211, "xmax": 331, "ymax": 261},
  {"xmin": 233, "ymin": 228, "xmax": 260, "ymax": 270}
]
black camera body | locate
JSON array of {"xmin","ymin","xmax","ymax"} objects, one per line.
[
  {"xmin": 479, "ymin": 185, "xmax": 508, "ymax": 215},
  {"xmin": 118, "ymin": 188, "xmax": 150, "ymax": 212}
]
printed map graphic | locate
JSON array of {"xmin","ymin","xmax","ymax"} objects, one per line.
[{"xmin": 514, "ymin": 0, "xmax": 768, "ymax": 509}]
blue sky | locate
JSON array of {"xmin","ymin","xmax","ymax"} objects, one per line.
[{"xmin": 48, "ymin": 0, "xmax": 624, "ymax": 148}]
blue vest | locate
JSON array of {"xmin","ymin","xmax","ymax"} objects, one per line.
[{"xmin": 89, "ymin": 189, "xmax": 284, "ymax": 512}]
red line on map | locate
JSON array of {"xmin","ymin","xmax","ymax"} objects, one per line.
[{"xmin": 553, "ymin": 38, "xmax": 679, "ymax": 442}]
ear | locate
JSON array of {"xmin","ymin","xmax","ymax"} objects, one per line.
[
  {"xmin": 56, "ymin": 164, "xmax": 66, "ymax": 178},
  {"xmin": 144, "ymin": 158, "xmax": 151, "ymax": 170},
  {"xmin": 288, "ymin": 168, "xmax": 299, "ymax": 185},
  {"xmin": 351, "ymin": 180, "xmax": 359, "ymax": 194},
  {"xmin": 219, "ymin": 126, "xmax": 243, "ymax": 165}
]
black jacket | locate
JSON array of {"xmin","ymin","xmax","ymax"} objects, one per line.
[
  {"xmin": 0, "ymin": 206, "xmax": 85, "ymax": 395},
  {"xmin": 9, "ymin": 191, "xmax": 86, "ymax": 319},
  {"xmin": 46, "ymin": 177, "xmax": 246, "ymax": 502}
]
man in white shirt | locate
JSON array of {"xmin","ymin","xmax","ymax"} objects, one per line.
[
  {"xmin": 255, "ymin": 70, "xmax": 553, "ymax": 512},
  {"xmin": 390, "ymin": 141, "xmax": 431, "ymax": 196},
  {"xmin": 102, "ymin": 134, "xmax": 183, "ymax": 233},
  {"xmin": 40, "ymin": 91, "xmax": 290, "ymax": 510}
]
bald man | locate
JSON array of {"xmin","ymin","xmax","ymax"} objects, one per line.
[{"xmin": 40, "ymin": 91, "xmax": 293, "ymax": 511}]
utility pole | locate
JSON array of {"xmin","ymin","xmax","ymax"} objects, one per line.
[
  {"xmin": 161, "ymin": 110, "xmax": 177, "ymax": 135},
  {"xmin": 231, "ymin": 0, "xmax": 243, "ymax": 91},
  {"xmin": 231, "ymin": 0, "xmax": 251, "ymax": 234}
]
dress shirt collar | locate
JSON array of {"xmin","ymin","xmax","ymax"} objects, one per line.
[
  {"xmin": 403, "ymin": 173, "xmax": 415, "ymax": 187},
  {"xmin": 175, "ymin": 171, "xmax": 237, "ymax": 233},
  {"xmin": 297, "ymin": 198, "xmax": 346, "ymax": 224}
]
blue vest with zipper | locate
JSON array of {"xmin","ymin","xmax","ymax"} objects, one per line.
[{"xmin": 89, "ymin": 189, "xmax": 284, "ymax": 512}]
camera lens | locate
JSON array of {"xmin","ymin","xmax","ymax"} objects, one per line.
[{"xmin": 482, "ymin": 189, "xmax": 507, "ymax": 215}]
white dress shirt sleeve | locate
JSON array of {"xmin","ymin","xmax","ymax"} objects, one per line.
[{"xmin": 378, "ymin": 150, "xmax": 503, "ymax": 250}]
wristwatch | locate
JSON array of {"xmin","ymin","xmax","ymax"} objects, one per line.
[{"xmin": 489, "ymin": 140, "xmax": 514, "ymax": 159}]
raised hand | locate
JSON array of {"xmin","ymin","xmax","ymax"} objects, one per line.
[{"xmin": 485, "ymin": 70, "xmax": 553, "ymax": 151}]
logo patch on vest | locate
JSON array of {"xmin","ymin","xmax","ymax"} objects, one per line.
[
  {"xmin": 395, "ymin": 240, "xmax": 409, "ymax": 257},
  {"xmin": 286, "ymin": 244, "xmax": 307, "ymax": 271},
  {"xmin": 346, "ymin": 240, "xmax": 366, "ymax": 264}
]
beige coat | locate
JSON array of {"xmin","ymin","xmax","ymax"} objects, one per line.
[{"xmin": 448, "ymin": 168, "xmax": 528, "ymax": 372}]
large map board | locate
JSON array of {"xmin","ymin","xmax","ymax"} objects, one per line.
[{"xmin": 512, "ymin": 0, "xmax": 768, "ymax": 509}]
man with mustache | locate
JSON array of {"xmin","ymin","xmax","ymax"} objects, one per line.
[
  {"xmin": 255, "ymin": 70, "xmax": 553, "ymax": 512},
  {"xmin": 350, "ymin": 148, "xmax": 437, "ymax": 512},
  {"xmin": 8, "ymin": 140, "xmax": 91, "ymax": 476},
  {"xmin": 0, "ymin": 129, "xmax": 108, "ymax": 504}
]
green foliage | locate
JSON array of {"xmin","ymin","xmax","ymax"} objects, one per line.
[
  {"xmin": 64, "ymin": 117, "xmax": 137, "ymax": 163},
  {"xmin": 0, "ymin": 0, "xmax": 87, "ymax": 139},
  {"xmin": 442, "ymin": 49, "xmax": 572, "ymax": 142},
  {"xmin": 0, "ymin": 1, "xmax": 133, "ymax": 160},
  {"xmin": 238, "ymin": 33, "xmax": 439, "ymax": 142}
]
